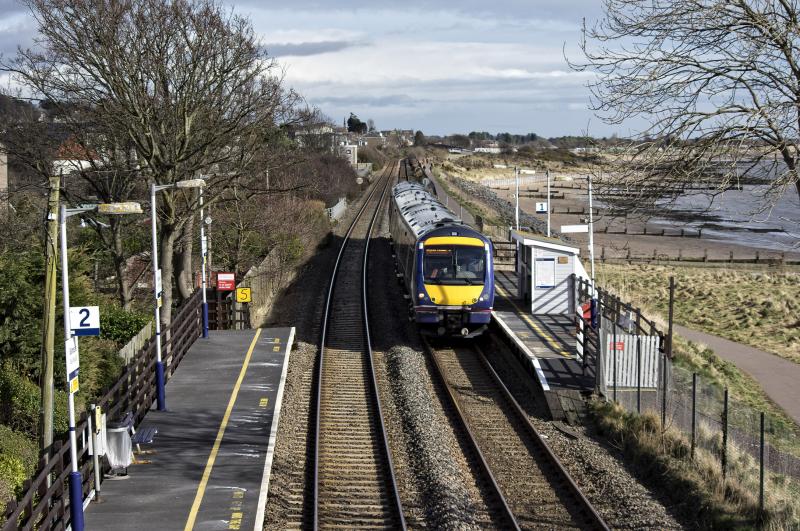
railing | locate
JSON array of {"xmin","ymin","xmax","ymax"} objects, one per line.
[
  {"xmin": 2, "ymin": 290, "xmax": 203, "ymax": 531},
  {"xmin": 207, "ymin": 289, "xmax": 250, "ymax": 331}
]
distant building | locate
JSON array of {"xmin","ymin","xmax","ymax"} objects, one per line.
[
  {"xmin": 360, "ymin": 131, "xmax": 386, "ymax": 149},
  {"xmin": 474, "ymin": 147, "xmax": 502, "ymax": 154},
  {"xmin": 338, "ymin": 143, "xmax": 358, "ymax": 165}
]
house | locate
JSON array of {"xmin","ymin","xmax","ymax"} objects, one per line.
[{"xmin": 337, "ymin": 143, "xmax": 358, "ymax": 165}]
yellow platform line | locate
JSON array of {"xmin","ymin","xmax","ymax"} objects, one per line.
[
  {"xmin": 184, "ymin": 328, "xmax": 262, "ymax": 530},
  {"xmin": 495, "ymin": 284, "xmax": 572, "ymax": 358}
]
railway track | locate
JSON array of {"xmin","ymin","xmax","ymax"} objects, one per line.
[
  {"xmin": 313, "ymin": 163, "xmax": 406, "ymax": 530},
  {"xmin": 425, "ymin": 340, "xmax": 610, "ymax": 530}
]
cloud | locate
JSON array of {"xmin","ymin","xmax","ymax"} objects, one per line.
[{"xmin": 264, "ymin": 40, "xmax": 362, "ymax": 57}]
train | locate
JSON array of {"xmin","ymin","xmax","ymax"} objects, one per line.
[{"xmin": 389, "ymin": 179, "xmax": 495, "ymax": 337}]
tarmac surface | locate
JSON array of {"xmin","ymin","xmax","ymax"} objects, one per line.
[
  {"xmin": 84, "ymin": 327, "xmax": 294, "ymax": 531},
  {"xmin": 674, "ymin": 324, "xmax": 800, "ymax": 426}
]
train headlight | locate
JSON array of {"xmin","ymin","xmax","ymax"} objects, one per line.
[{"xmin": 418, "ymin": 292, "xmax": 425, "ymax": 299}]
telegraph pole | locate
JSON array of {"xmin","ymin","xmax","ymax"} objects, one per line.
[{"xmin": 38, "ymin": 172, "xmax": 60, "ymax": 459}]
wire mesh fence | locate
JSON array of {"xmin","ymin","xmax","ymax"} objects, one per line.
[{"xmin": 582, "ymin": 273, "xmax": 800, "ymax": 523}]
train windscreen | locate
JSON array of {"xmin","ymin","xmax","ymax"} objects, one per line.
[{"xmin": 423, "ymin": 245, "xmax": 486, "ymax": 285}]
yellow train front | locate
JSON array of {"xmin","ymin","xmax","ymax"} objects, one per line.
[{"xmin": 390, "ymin": 181, "xmax": 494, "ymax": 337}]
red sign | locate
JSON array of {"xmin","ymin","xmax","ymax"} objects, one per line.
[
  {"xmin": 610, "ymin": 341, "xmax": 625, "ymax": 351},
  {"xmin": 217, "ymin": 272, "xmax": 235, "ymax": 291},
  {"xmin": 581, "ymin": 301, "xmax": 592, "ymax": 320}
]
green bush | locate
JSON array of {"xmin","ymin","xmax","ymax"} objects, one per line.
[
  {"xmin": 100, "ymin": 306, "xmax": 150, "ymax": 346},
  {"xmin": 0, "ymin": 365, "xmax": 69, "ymax": 438},
  {"xmin": 0, "ymin": 424, "xmax": 38, "ymax": 512}
]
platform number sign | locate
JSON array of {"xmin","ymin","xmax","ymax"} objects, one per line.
[
  {"xmin": 70, "ymin": 306, "xmax": 100, "ymax": 336},
  {"xmin": 535, "ymin": 202, "xmax": 548, "ymax": 213}
]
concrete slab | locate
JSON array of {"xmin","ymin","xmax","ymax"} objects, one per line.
[{"xmin": 84, "ymin": 327, "xmax": 294, "ymax": 531}]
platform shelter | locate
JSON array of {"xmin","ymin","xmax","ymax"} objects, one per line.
[{"xmin": 510, "ymin": 230, "xmax": 587, "ymax": 315}]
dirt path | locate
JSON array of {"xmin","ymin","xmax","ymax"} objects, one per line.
[{"xmin": 674, "ymin": 324, "xmax": 800, "ymax": 425}]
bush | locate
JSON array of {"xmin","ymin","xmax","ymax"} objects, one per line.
[
  {"xmin": 100, "ymin": 306, "xmax": 150, "ymax": 346},
  {"xmin": 0, "ymin": 424, "xmax": 38, "ymax": 515},
  {"xmin": 0, "ymin": 365, "xmax": 69, "ymax": 438}
]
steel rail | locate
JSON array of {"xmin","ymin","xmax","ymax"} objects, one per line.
[
  {"xmin": 473, "ymin": 343, "xmax": 610, "ymax": 530},
  {"xmin": 312, "ymin": 163, "xmax": 406, "ymax": 530},
  {"xmin": 422, "ymin": 337, "xmax": 521, "ymax": 530},
  {"xmin": 425, "ymin": 337, "xmax": 610, "ymax": 530}
]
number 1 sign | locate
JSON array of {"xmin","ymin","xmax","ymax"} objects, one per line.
[{"xmin": 69, "ymin": 306, "xmax": 101, "ymax": 336}]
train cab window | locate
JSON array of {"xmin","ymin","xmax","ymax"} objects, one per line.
[{"xmin": 424, "ymin": 246, "xmax": 485, "ymax": 285}]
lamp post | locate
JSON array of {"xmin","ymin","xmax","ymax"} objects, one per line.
[
  {"xmin": 199, "ymin": 183, "xmax": 209, "ymax": 338},
  {"xmin": 60, "ymin": 201, "xmax": 142, "ymax": 531},
  {"xmin": 150, "ymin": 179, "xmax": 207, "ymax": 411},
  {"xmin": 587, "ymin": 173, "xmax": 596, "ymax": 298},
  {"xmin": 514, "ymin": 166, "xmax": 519, "ymax": 231}
]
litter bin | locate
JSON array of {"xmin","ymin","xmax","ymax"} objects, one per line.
[{"xmin": 105, "ymin": 426, "xmax": 133, "ymax": 472}]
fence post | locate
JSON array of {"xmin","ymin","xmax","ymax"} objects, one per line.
[
  {"xmin": 89, "ymin": 405, "xmax": 101, "ymax": 503},
  {"xmin": 663, "ymin": 277, "xmax": 675, "ymax": 428},
  {"xmin": 759, "ymin": 411, "xmax": 765, "ymax": 524},
  {"xmin": 722, "ymin": 387, "xmax": 729, "ymax": 481},
  {"xmin": 636, "ymin": 335, "xmax": 642, "ymax": 414},
  {"xmin": 612, "ymin": 320, "xmax": 618, "ymax": 403},
  {"xmin": 691, "ymin": 373, "xmax": 697, "ymax": 459},
  {"xmin": 661, "ymin": 352, "xmax": 667, "ymax": 428}
]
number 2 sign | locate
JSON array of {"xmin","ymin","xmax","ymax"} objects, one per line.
[{"xmin": 69, "ymin": 306, "xmax": 100, "ymax": 336}]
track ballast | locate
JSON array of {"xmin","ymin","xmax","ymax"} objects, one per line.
[{"xmin": 313, "ymin": 163, "xmax": 406, "ymax": 530}]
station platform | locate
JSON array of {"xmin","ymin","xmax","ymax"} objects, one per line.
[
  {"xmin": 84, "ymin": 327, "xmax": 295, "ymax": 531},
  {"xmin": 492, "ymin": 271, "xmax": 595, "ymax": 420}
]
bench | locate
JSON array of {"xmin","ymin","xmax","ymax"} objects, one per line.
[{"xmin": 111, "ymin": 411, "xmax": 158, "ymax": 453}]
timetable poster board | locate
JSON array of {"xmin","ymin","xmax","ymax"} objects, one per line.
[{"xmin": 534, "ymin": 258, "xmax": 556, "ymax": 289}]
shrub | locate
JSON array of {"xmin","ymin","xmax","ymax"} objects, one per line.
[
  {"xmin": 100, "ymin": 306, "xmax": 150, "ymax": 346},
  {"xmin": 0, "ymin": 365, "xmax": 69, "ymax": 438}
]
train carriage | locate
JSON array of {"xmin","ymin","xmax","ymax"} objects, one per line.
[{"xmin": 389, "ymin": 180, "xmax": 495, "ymax": 337}]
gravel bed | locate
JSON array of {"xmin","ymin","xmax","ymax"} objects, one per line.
[
  {"xmin": 384, "ymin": 346, "xmax": 487, "ymax": 530},
  {"xmin": 261, "ymin": 341, "xmax": 315, "ymax": 529},
  {"xmin": 368, "ymin": 194, "xmax": 497, "ymax": 529},
  {"xmin": 261, "ymin": 179, "xmax": 385, "ymax": 528},
  {"xmin": 483, "ymin": 334, "xmax": 688, "ymax": 530}
]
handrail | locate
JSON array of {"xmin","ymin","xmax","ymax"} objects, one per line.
[{"xmin": 2, "ymin": 289, "xmax": 204, "ymax": 531}]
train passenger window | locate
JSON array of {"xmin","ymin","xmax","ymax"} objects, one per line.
[{"xmin": 423, "ymin": 246, "xmax": 485, "ymax": 284}]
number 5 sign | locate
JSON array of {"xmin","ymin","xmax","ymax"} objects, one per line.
[{"xmin": 69, "ymin": 306, "xmax": 101, "ymax": 336}]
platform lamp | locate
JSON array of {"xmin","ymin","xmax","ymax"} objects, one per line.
[
  {"xmin": 60, "ymin": 201, "xmax": 143, "ymax": 531},
  {"xmin": 150, "ymin": 179, "xmax": 206, "ymax": 412}
]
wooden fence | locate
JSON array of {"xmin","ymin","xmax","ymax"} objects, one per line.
[
  {"xmin": 2, "ymin": 290, "xmax": 204, "ymax": 531},
  {"xmin": 117, "ymin": 322, "xmax": 153, "ymax": 364}
]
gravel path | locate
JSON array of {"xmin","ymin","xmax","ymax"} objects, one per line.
[{"xmin": 674, "ymin": 324, "xmax": 800, "ymax": 426}]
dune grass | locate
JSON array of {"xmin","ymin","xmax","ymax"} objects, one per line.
[
  {"xmin": 591, "ymin": 400, "xmax": 800, "ymax": 530},
  {"xmin": 597, "ymin": 264, "xmax": 800, "ymax": 364}
]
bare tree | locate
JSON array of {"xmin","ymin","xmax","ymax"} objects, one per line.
[
  {"xmin": 575, "ymin": 0, "xmax": 800, "ymax": 219},
  {"xmin": 8, "ymin": 0, "xmax": 298, "ymax": 324}
]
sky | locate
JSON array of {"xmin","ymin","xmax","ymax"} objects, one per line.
[{"xmin": 0, "ymin": 0, "xmax": 623, "ymax": 137}]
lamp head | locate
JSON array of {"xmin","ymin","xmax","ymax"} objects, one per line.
[
  {"xmin": 175, "ymin": 178, "xmax": 207, "ymax": 189},
  {"xmin": 97, "ymin": 202, "xmax": 143, "ymax": 215}
]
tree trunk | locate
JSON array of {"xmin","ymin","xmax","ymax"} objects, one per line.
[
  {"xmin": 176, "ymin": 213, "xmax": 195, "ymax": 301},
  {"xmin": 111, "ymin": 218, "xmax": 132, "ymax": 310},
  {"xmin": 159, "ymin": 223, "xmax": 178, "ymax": 327}
]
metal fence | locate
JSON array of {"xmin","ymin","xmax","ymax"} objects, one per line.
[
  {"xmin": 576, "ymin": 276, "xmax": 800, "ymax": 520},
  {"xmin": 1, "ymin": 290, "xmax": 205, "ymax": 531}
]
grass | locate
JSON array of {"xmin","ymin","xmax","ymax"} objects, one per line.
[
  {"xmin": 591, "ymin": 400, "xmax": 800, "ymax": 530},
  {"xmin": 597, "ymin": 264, "xmax": 800, "ymax": 364},
  {"xmin": 597, "ymin": 262, "xmax": 800, "ymax": 454}
]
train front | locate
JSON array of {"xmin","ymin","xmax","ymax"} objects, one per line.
[{"xmin": 413, "ymin": 227, "xmax": 494, "ymax": 337}]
